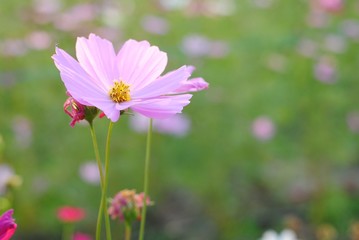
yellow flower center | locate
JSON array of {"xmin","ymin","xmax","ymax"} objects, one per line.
[{"xmin": 109, "ymin": 81, "xmax": 131, "ymax": 103}]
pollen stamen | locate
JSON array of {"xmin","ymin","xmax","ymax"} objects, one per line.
[{"xmin": 109, "ymin": 81, "xmax": 131, "ymax": 103}]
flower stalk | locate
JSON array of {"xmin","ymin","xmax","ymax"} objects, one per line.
[
  {"xmin": 125, "ymin": 222, "xmax": 132, "ymax": 240},
  {"xmin": 139, "ymin": 118, "xmax": 153, "ymax": 240},
  {"xmin": 62, "ymin": 223, "xmax": 74, "ymax": 240},
  {"xmin": 103, "ymin": 121, "xmax": 114, "ymax": 240},
  {"xmin": 89, "ymin": 123, "xmax": 105, "ymax": 240}
]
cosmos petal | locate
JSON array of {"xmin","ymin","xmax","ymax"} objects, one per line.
[
  {"xmin": 131, "ymin": 94, "xmax": 192, "ymax": 119},
  {"xmin": 174, "ymin": 77, "xmax": 209, "ymax": 93},
  {"xmin": 117, "ymin": 39, "xmax": 167, "ymax": 88},
  {"xmin": 53, "ymin": 48, "xmax": 106, "ymax": 101},
  {"xmin": 132, "ymin": 66, "xmax": 190, "ymax": 98},
  {"xmin": 76, "ymin": 34, "xmax": 118, "ymax": 89}
]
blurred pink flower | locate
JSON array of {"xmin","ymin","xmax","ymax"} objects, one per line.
[
  {"xmin": 0, "ymin": 165, "xmax": 15, "ymax": 195},
  {"xmin": 181, "ymin": 34, "xmax": 229, "ymax": 58},
  {"xmin": 306, "ymin": 12, "xmax": 329, "ymax": 28},
  {"xmin": 134, "ymin": 192, "xmax": 151, "ymax": 208},
  {"xmin": 25, "ymin": 31, "xmax": 52, "ymax": 50},
  {"xmin": 53, "ymin": 34, "xmax": 206, "ymax": 122},
  {"xmin": 57, "ymin": 206, "xmax": 86, "ymax": 223},
  {"xmin": 252, "ymin": 116, "xmax": 276, "ymax": 141},
  {"xmin": 12, "ymin": 116, "xmax": 32, "ymax": 149},
  {"xmin": 347, "ymin": 112, "xmax": 359, "ymax": 133},
  {"xmin": 317, "ymin": 0, "xmax": 343, "ymax": 12},
  {"xmin": 73, "ymin": 232, "xmax": 92, "ymax": 240},
  {"xmin": 341, "ymin": 20, "xmax": 359, "ymax": 40},
  {"xmin": 53, "ymin": 4, "xmax": 97, "ymax": 31},
  {"xmin": 154, "ymin": 114, "xmax": 191, "ymax": 136},
  {"xmin": 181, "ymin": 34, "xmax": 211, "ymax": 57},
  {"xmin": 314, "ymin": 57, "xmax": 337, "ymax": 84},
  {"xmin": 208, "ymin": 40, "xmax": 229, "ymax": 58},
  {"xmin": 108, "ymin": 189, "xmax": 151, "ymax": 223},
  {"xmin": 306, "ymin": 0, "xmax": 342, "ymax": 27},
  {"xmin": 130, "ymin": 113, "xmax": 191, "ymax": 137},
  {"xmin": 323, "ymin": 34, "xmax": 347, "ymax": 53},
  {"xmin": 0, "ymin": 39, "xmax": 28, "ymax": 57},
  {"xmin": 296, "ymin": 38, "xmax": 318, "ymax": 58},
  {"xmin": 79, "ymin": 161, "xmax": 101, "ymax": 185},
  {"xmin": 0, "ymin": 209, "xmax": 17, "ymax": 240},
  {"xmin": 32, "ymin": 0, "xmax": 62, "ymax": 15},
  {"xmin": 141, "ymin": 15, "xmax": 169, "ymax": 35}
]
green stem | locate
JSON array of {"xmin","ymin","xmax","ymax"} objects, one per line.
[
  {"xmin": 62, "ymin": 223, "xmax": 74, "ymax": 240},
  {"xmin": 89, "ymin": 123, "xmax": 105, "ymax": 240},
  {"xmin": 103, "ymin": 121, "xmax": 114, "ymax": 240},
  {"xmin": 125, "ymin": 223, "xmax": 132, "ymax": 240},
  {"xmin": 96, "ymin": 197, "xmax": 104, "ymax": 240},
  {"xmin": 89, "ymin": 123, "xmax": 105, "ymax": 187},
  {"xmin": 139, "ymin": 118, "xmax": 153, "ymax": 240}
]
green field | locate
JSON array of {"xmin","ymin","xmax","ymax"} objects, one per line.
[{"xmin": 1, "ymin": 0, "xmax": 359, "ymax": 239}]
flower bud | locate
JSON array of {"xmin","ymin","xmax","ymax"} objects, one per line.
[
  {"xmin": 63, "ymin": 92, "xmax": 99, "ymax": 127},
  {"xmin": 108, "ymin": 189, "xmax": 152, "ymax": 225},
  {"xmin": 0, "ymin": 209, "xmax": 17, "ymax": 240}
]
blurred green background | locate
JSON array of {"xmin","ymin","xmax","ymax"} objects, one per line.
[{"xmin": 1, "ymin": 0, "xmax": 359, "ymax": 239}]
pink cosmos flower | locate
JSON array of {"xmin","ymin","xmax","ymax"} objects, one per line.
[
  {"xmin": 53, "ymin": 34, "xmax": 207, "ymax": 122},
  {"xmin": 57, "ymin": 206, "xmax": 86, "ymax": 223},
  {"xmin": 0, "ymin": 209, "xmax": 17, "ymax": 240}
]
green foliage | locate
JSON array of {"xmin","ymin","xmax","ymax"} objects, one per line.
[{"xmin": 1, "ymin": 0, "xmax": 359, "ymax": 239}]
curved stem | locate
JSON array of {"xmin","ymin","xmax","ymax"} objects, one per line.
[
  {"xmin": 139, "ymin": 118, "xmax": 153, "ymax": 240},
  {"xmin": 103, "ymin": 121, "xmax": 114, "ymax": 240},
  {"xmin": 89, "ymin": 123, "xmax": 105, "ymax": 240}
]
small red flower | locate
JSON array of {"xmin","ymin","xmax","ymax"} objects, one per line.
[
  {"xmin": 73, "ymin": 232, "xmax": 93, "ymax": 240},
  {"xmin": 57, "ymin": 206, "xmax": 86, "ymax": 223},
  {"xmin": 64, "ymin": 92, "xmax": 86, "ymax": 127},
  {"xmin": 0, "ymin": 209, "xmax": 17, "ymax": 240}
]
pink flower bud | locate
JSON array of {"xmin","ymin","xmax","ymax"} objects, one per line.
[
  {"xmin": 64, "ymin": 93, "xmax": 86, "ymax": 127},
  {"xmin": 0, "ymin": 209, "xmax": 17, "ymax": 240}
]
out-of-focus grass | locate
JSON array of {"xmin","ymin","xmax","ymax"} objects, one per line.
[{"xmin": 1, "ymin": 0, "xmax": 359, "ymax": 239}]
